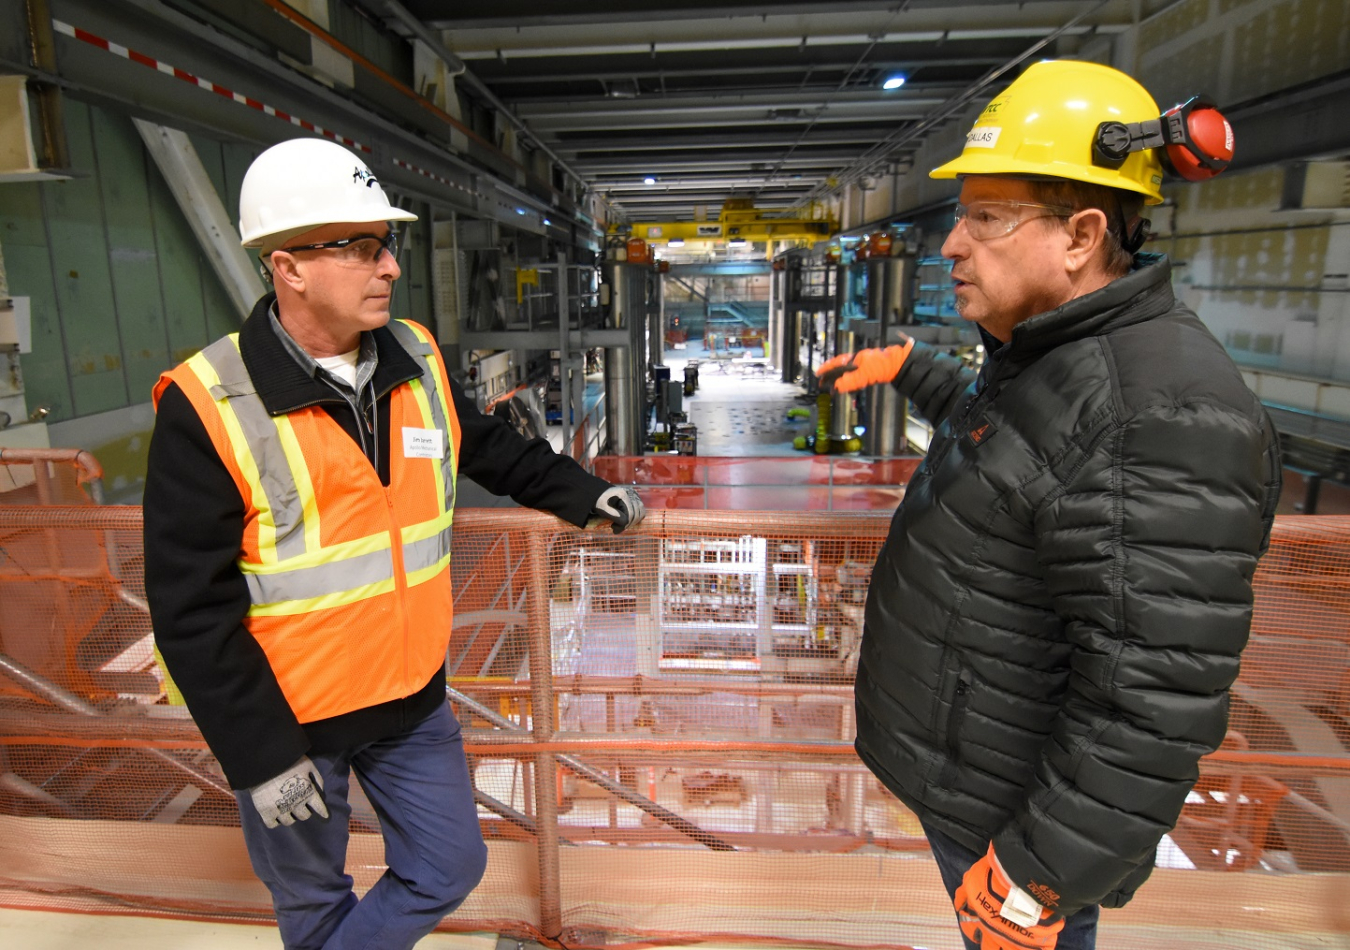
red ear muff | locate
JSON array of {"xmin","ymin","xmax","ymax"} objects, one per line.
[
  {"xmin": 1092, "ymin": 95, "xmax": 1234, "ymax": 182},
  {"xmin": 1162, "ymin": 100, "xmax": 1233, "ymax": 181}
]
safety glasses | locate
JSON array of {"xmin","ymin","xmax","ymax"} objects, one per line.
[
  {"xmin": 953, "ymin": 201, "xmax": 1074, "ymax": 241},
  {"xmin": 281, "ymin": 229, "xmax": 399, "ymax": 265}
]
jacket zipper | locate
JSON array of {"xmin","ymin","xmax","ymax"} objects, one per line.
[
  {"xmin": 386, "ymin": 489, "xmax": 410, "ymax": 693},
  {"xmin": 947, "ymin": 669, "xmax": 973, "ymax": 754}
]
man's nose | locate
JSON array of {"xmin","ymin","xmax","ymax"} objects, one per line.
[
  {"xmin": 377, "ymin": 250, "xmax": 401, "ymax": 280},
  {"xmin": 940, "ymin": 223, "xmax": 969, "ymax": 260}
]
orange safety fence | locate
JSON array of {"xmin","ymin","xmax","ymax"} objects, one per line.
[
  {"xmin": 0, "ymin": 505, "xmax": 1346, "ymax": 949},
  {"xmin": 0, "ymin": 448, "xmax": 105, "ymax": 505},
  {"xmin": 593, "ymin": 456, "xmax": 923, "ymax": 511}
]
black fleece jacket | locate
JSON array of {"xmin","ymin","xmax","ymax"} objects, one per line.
[
  {"xmin": 855, "ymin": 255, "xmax": 1281, "ymax": 917},
  {"xmin": 144, "ymin": 294, "xmax": 610, "ymax": 789}
]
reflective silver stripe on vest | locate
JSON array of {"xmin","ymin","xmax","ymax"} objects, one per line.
[
  {"xmin": 245, "ymin": 547, "xmax": 395, "ymax": 605},
  {"xmin": 386, "ymin": 321, "xmax": 457, "ymax": 512},
  {"xmin": 403, "ymin": 522, "xmax": 454, "ymax": 575},
  {"xmin": 199, "ymin": 337, "xmax": 309, "ymax": 561}
]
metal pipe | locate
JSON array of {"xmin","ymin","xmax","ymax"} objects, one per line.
[
  {"xmin": 523, "ymin": 531, "xmax": 562, "ymax": 940},
  {"xmin": 472, "ymin": 787, "xmax": 558, "ymax": 841},
  {"xmin": 23, "ymin": 0, "xmax": 69, "ymax": 171},
  {"xmin": 448, "ymin": 687, "xmax": 736, "ymax": 851},
  {"xmin": 0, "ymin": 651, "xmax": 232, "ymax": 797}
]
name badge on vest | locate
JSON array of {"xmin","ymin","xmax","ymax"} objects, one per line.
[{"xmin": 403, "ymin": 427, "xmax": 444, "ymax": 459}]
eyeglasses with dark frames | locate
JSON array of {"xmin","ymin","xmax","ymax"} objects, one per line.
[{"xmin": 279, "ymin": 230, "xmax": 399, "ymax": 265}]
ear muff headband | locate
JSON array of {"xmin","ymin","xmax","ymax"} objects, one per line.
[{"xmin": 1092, "ymin": 95, "xmax": 1234, "ymax": 182}]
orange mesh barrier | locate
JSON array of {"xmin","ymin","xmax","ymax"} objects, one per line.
[
  {"xmin": 0, "ymin": 448, "xmax": 105, "ymax": 505},
  {"xmin": 0, "ymin": 506, "xmax": 1347, "ymax": 950},
  {"xmin": 592, "ymin": 456, "xmax": 923, "ymax": 511}
]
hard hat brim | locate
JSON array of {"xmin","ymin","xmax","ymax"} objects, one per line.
[
  {"xmin": 241, "ymin": 207, "xmax": 419, "ymax": 248},
  {"xmin": 930, "ymin": 143, "xmax": 1164, "ymax": 204}
]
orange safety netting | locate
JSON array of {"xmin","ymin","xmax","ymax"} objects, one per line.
[
  {"xmin": 0, "ymin": 498, "xmax": 1347, "ymax": 949},
  {"xmin": 593, "ymin": 456, "xmax": 923, "ymax": 512}
]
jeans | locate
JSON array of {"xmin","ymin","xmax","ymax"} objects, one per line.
[
  {"xmin": 922, "ymin": 820, "xmax": 1099, "ymax": 950},
  {"xmin": 235, "ymin": 703, "xmax": 488, "ymax": 950}
]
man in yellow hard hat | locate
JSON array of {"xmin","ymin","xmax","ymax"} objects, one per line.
[{"xmin": 821, "ymin": 61, "xmax": 1277, "ymax": 949}]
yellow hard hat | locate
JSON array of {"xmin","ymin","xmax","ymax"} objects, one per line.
[{"xmin": 930, "ymin": 60, "xmax": 1166, "ymax": 205}]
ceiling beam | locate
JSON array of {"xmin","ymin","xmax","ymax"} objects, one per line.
[
  {"xmin": 474, "ymin": 57, "xmax": 1010, "ymax": 86},
  {"xmin": 511, "ymin": 89, "xmax": 955, "ymax": 118},
  {"xmin": 448, "ymin": 25, "xmax": 1124, "ymax": 61}
]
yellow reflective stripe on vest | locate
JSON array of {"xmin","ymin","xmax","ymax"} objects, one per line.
[
  {"xmin": 386, "ymin": 320, "xmax": 458, "ymax": 515},
  {"xmin": 273, "ymin": 414, "xmax": 322, "ymax": 556},
  {"xmin": 191, "ymin": 336, "xmax": 315, "ymax": 564},
  {"xmin": 401, "ymin": 512, "xmax": 454, "ymax": 588},
  {"xmin": 241, "ymin": 531, "xmax": 395, "ymax": 612}
]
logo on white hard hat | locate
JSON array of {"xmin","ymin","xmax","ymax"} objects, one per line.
[{"xmin": 353, "ymin": 167, "xmax": 379, "ymax": 188}]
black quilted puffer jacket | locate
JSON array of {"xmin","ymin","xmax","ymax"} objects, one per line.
[{"xmin": 854, "ymin": 254, "xmax": 1281, "ymax": 917}]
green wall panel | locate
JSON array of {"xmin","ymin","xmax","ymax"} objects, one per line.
[
  {"xmin": 192, "ymin": 134, "xmax": 229, "ymax": 207},
  {"xmin": 2, "ymin": 243, "xmax": 73, "ymax": 420},
  {"xmin": 41, "ymin": 99, "xmax": 129, "ymax": 418},
  {"xmin": 0, "ymin": 181, "xmax": 46, "ymax": 248},
  {"xmin": 222, "ymin": 140, "xmax": 259, "ymax": 229},
  {"xmin": 146, "ymin": 144, "xmax": 211, "ymax": 368},
  {"xmin": 70, "ymin": 369, "xmax": 132, "ymax": 417},
  {"xmin": 91, "ymin": 108, "xmax": 175, "ymax": 403},
  {"xmin": 202, "ymin": 258, "xmax": 242, "ymax": 339}
]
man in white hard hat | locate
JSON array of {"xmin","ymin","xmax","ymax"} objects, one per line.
[
  {"xmin": 821, "ymin": 61, "xmax": 1279, "ymax": 949},
  {"xmin": 144, "ymin": 137, "xmax": 644, "ymax": 949}
]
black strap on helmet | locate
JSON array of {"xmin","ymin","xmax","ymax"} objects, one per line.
[{"xmin": 1092, "ymin": 96, "xmax": 1232, "ymax": 178}]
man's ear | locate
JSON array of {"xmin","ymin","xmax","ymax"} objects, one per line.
[
  {"xmin": 1063, "ymin": 208, "xmax": 1109, "ymax": 275},
  {"xmin": 269, "ymin": 251, "xmax": 306, "ymax": 292}
]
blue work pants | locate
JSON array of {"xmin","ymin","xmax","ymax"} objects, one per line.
[
  {"xmin": 922, "ymin": 820, "xmax": 1099, "ymax": 950},
  {"xmin": 235, "ymin": 703, "xmax": 488, "ymax": 950}
]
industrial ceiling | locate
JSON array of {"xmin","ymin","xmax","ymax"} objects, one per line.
[{"xmin": 380, "ymin": 0, "xmax": 1173, "ymax": 221}]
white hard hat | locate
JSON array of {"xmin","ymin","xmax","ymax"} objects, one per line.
[{"xmin": 238, "ymin": 138, "xmax": 418, "ymax": 249}]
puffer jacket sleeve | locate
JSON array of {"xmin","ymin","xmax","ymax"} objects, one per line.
[
  {"xmin": 993, "ymin": 400, "xmax": 1278, "ymax": 917},
  {"xmin": 889, "ymin": 341, "xmax": 977, "ymax": 428}
]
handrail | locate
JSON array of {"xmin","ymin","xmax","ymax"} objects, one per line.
[{"xmin": 0, "ymin": 448, "xmax": 105, "ymax": 503}]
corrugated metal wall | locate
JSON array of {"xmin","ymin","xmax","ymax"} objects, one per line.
[{"xmin": 0, "ymin": 95, "xmax": 433, "ymax": 499}]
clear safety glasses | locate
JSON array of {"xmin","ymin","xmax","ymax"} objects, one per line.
[
  {"xmin": 282, "ymin": 230, "xmax": 399, "ymax": 265},
  {"xmin": 953, "ymin": 200, "xmax": 1074, "ymax": 241}
]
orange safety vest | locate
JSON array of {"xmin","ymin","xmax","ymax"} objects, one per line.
[{"xmin": 153, "ymin": 320, "xmax": 461, "ymax": 722}]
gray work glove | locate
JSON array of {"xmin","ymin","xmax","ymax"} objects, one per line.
[
  {"xmin": 590, "ymin": 486, "xmax": 646, "ymax": 533},
  {"xmin": 248, "ymin": 756, "xmax": 329, "ymax": 829}
]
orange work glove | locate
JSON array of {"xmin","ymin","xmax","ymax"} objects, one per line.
[
  {"xmin": 953, "ymin": 844, "xmax": 1064, "ymax": 950},
  {"xmin": 815, "ymin": 339, "xmax": 914, "ymax": 393}
]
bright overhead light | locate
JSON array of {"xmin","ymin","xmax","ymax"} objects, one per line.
[
  {"xmin": 883, "ymin": 75, "xmax": 907, "ymax": 90},
  {"xmin": 644, "ymin": 176, "xmax": 657, "ymax": 185},
  {"xmin": 515, "ymin": 207, "xmax": 527, "ymax": 215},
  {"xmin": 543, "ymin": 218, "xmax": 551, "ymax": 225},
  {"xmin": 727, "ymin": 238, "xmax": 748, "ymax": 249},
  {"xmin": 668, "ymin": 238, "xmax": 685, "ymax": 248}
]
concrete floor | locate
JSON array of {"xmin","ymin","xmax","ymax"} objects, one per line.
[{"xmin": 0, "ymin": 908, "xmax": 497, "ymax": 950}]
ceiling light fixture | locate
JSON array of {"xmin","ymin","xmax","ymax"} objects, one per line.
[
  {"xmin": 883, "ymin": 75, "xmax": 907, "ymax": 90},
  {"xmin": 668, "ymin": 238, "xmax": 685, "ymax": 248},
  {"xmin": 644, "ymin": 176, "xmax": 657, "ymax": 185}
]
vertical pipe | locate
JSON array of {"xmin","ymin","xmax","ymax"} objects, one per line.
[
  {"xmin": 605, "ymin": 692, "xmax": 617, "ymax": 829},
  {"xmin": 603, "ymin": 263, "xmax": 639, "ymax": 455},
  {"xmin": 451, "ymin": 211, "xmax": 464, "ymax": 357},
  {"xmin": 558, "ymin": 253, "xmax": 572, "ymax": 458},
  {"xmin": 524, "ymin": 530, "xmax": 562, "ymax": 939}
]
